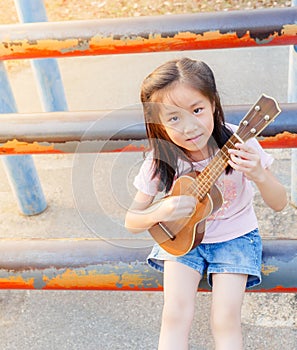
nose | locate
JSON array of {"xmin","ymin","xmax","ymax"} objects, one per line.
[{"xmin": 183, "ymin": 113, "xmax": 199, "ymax": 135}]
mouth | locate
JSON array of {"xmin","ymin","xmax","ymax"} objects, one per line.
[{"xmin": 186, "ymin": 134, "xmax": 203, "ymax": 143}]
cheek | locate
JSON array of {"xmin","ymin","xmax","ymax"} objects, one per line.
[
  {"xmin": 164, "ymin": 127, "xmax": 182, "ymax": 144},
  {"xmin": 164, "ymin": 128, "xmax": 176, "ymax": 140},
  {"xmin": 206, "ymin": 115, "xmax": 214, "ymax": 135},
  {"xmin": 198, "ymin": 116, "xmax": 214, "ymax": 136},
  {"xmin": 159, "ymin": 125, "xmax": 176, "ymax": 143},
  {"xmin": 209, "ymin": 120, "xmax": 214, "ymax": 134}
]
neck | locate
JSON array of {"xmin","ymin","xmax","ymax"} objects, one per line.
[{"xmin": 186, "ymin": 135, "xmax": 238, "ymax": 201}]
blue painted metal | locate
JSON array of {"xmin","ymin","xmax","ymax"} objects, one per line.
[
  {"xmin": 2, "ymin": 155, "xmax": 47, "ymax": 216},
  {"xmin": 29, "ymin": 59, "xmax": 69, "ymax": 112},
  {"xmin": 0, "ymin": 63, "xmax": 18, "ymax": 112},
  {"xmin": 14, "ymin": 0, "xmax": 48, "ymax": 22},
  {"xmin": 288, "ymin": 0, "xmax": 297, "ymax": 207},
  {"xmin": 14, "ymin": 0, "xmax": 68, "ymax": 112},
  {"xmin": 0, "ymin": 62, "xmax": 47, "ymax": 215}
]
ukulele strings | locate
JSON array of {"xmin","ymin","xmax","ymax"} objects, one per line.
[{"xmin": 184, "ymin": 107, "xmax": 265, "ymax": 200}]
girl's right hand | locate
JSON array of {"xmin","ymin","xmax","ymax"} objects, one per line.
[
  {"xmin": 125, "ymin": 191, "xmax": 198, "ymax": 234},
  {"xmin": 153, "ymin": 195, "xmax": 197, "ymax": 222}
]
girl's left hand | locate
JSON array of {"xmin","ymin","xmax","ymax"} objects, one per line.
[{"xmin": 228, "ymin": 143, "xmax": 266, "ymax": 183}]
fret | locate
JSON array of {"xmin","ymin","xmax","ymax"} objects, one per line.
[
  {"xmin": 194, "ymin": 134, "xmax": 242, "ymax": 199},
  {"xmin": 195, "ymin": 149, "xmax": 230, "ymax": 199},
  {"xmin": 233, "ymin": 132, "xmax": 244, "ymax": 144}
]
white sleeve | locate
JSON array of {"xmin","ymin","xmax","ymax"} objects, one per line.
[{"xmin": 133, "ymin": 153, "xmax": 160, "ymax": 196}]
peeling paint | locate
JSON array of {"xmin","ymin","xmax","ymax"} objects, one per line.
[
  {"xmin": 108, "ymin": 144, "xmax": 146, "ymax": 153},
  {"xmin": 259, "ymin": 132, "xmax": 297, "ymax": 148},
  {"xmin": 0, "ymin": 132, "xmax": 295, "ymax": 155},
  {"xmin": 0, "ymin": 24, "xmax": 296, "ymax": 60},
  {"xmin": 255, "ymin": 36, "xmax": 274, "ymax": 45},
  {"xmin": 0, "ymin": 274, "xmax": 35, "ymax": 289},
  {"xmin": 60, "ymin": 38, "xmax": 90, "ymax": 54},
  {"xmin": 0, "ymin": 239, "xmax": 296, "ymax": 292},
  {"xmin": 42, "ymin": 267, "xmax": 162, "ymax": 291},
  {"xmin": 0, "ymin": 139, "xmax": 63, "ymax": 154},
  {"xmin": 261, "ymin": 264, "xmax": 279, "ymax": 276},
  {"xmin": 0, "ymin": 260, "xmax": 295, "ymax": 292}
]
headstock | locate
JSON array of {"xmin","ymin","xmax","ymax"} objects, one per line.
[{"xmin": 236, "ymin": 94, "xmax": 281, "ymax": 142}]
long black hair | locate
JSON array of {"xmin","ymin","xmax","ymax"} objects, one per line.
[{"xmin": 140, "ymin": 57, "xmax": 233, "ymax": 193}]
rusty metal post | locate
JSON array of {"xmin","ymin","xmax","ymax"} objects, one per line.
[{"xmin": 289, "ymin": 0, "xmax": 297, "ymax": 208}]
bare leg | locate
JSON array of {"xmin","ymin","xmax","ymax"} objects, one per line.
[
  {"xmin": 158, "ymin": 260, "xmax": 202, "ymax": 350},
  {"xmin": 211, "ymin": 273, "xmax": 247, "ymax": 350}
]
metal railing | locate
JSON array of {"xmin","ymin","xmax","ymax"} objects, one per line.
[{"xmin": 0, "ymin": 1, "xmax": 296, "ymax": 292}]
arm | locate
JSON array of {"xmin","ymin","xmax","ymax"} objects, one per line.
[
  {"xmin": 125, "ymin": 190, "xmax": 197, "ymax": 234},
  {"xmin": 228, "ymin": 143, "xmax": 288, "ymax": 212},
  {"xmin": 253, "ymin": 168, "xmax": 288, "ymax": 211}
]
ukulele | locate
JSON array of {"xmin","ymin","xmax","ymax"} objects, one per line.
[{"xmin": 148, "ymin": 94, "xmax": 281, "ymax": 256}]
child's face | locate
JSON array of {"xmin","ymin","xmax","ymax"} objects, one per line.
[{"xmin": 158, "ymin": 82, "xmax": 215, "ymax": 161}]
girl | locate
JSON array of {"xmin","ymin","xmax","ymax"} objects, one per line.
[{"xmin": 125, "ymin": 57, "xmax": 287, "ymax": 350}]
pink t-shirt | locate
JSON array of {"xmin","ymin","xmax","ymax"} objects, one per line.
[{"xmin": 133, "ymin": 124, "xmax": 273, "ymax": 243}]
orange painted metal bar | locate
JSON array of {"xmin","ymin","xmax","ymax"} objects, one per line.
[
  {"xmin": 0, "ymin": 139, "xmax": 63, "ymax": 155},
  {"xmin": 0, "ymin": 8, "xmax": 296, "ymax": 60},
  {"xmin": 0, "ymin": 239, "xmax": 296, "ymax": 292},
  {"xmin": 259, "ymin": 132, "xmax": 297, "ymax": 149},
  {"xmin": 0, "ymin": 103, "xmax": 296, "ymax": 154},
  {"xmin": 0, "ymin": 134, "xmax": 296, "ymax": 156}
]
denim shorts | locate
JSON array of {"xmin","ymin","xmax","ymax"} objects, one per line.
[{"xmin": 147, "ymin": 228, "xmax": 262, "ymax": 289}]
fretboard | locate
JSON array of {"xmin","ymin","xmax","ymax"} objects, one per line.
[{"xmin": 193, "ymin": 134, "xmax": 239, "ymax": 201}]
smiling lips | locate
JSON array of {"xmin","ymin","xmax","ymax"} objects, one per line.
[{"xmin": 186, "ymin": 134, "xmax": 203, "ymax": 143}]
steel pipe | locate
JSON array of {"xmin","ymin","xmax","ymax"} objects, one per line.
[
  {"xmin": 0, "ymin": 8, "xmax": 296, "ymax": 60},
  {"xmin": 0, "ymin": 104, "xmax": 296, "ymax": 143},
  {"xmin": 0, "ymin": 104, "xmax": 296, "ymax": 153},
  {"xmin": 0, "ymin": 62, "xmax": 47, "ymax": 216},
  {"xmin": 14, "ymin": 0, "xmax": 69, "ymax": 113},
  {"xmin": 0, "ymin": 238, "xmax": 295, "ymax": 292}
]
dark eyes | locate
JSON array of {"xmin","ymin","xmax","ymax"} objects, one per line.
[
  {"xmin": 168, "ymin": 115, "xmax": 179, "ymax": 123},
  {"xmin": 193, "ymin": 108, "xmax": 203, "ymax": 115},
  {"xmin": 167, "ymin": 107, "xmax": 203, "ymax": 123}
]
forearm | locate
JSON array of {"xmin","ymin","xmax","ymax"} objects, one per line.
[
  {"xmin": 125, "ymin": 208, "xmax": 158, "ymax": 234},
  {"xmin": 125, "ymin": 193, "xmax": 198, "ymax": 233},
  {"xmin": 254, "ymin": 170, "xmax": 288, "ymax": 211},
  {"xmin": 228, "ymin": 143, "xmax": 288, "ymax": 211}
]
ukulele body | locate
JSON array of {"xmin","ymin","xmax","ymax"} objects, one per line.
[{"xmin": 148, "ymin": 172, "xmax": 223, "ymax": 256}]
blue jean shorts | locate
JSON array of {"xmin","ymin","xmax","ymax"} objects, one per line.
[{"xmin": 147, "ymin": 228, "xmax": 262, "ymax": 289}]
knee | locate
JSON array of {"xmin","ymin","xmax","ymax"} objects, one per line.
[
  {"xmin": 211, "ymin": 308, "xmax": 241, "ymax": 335},
  {"xmin": 162, "ymin": 298, "xmax": 195, "ymax": 329}
]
